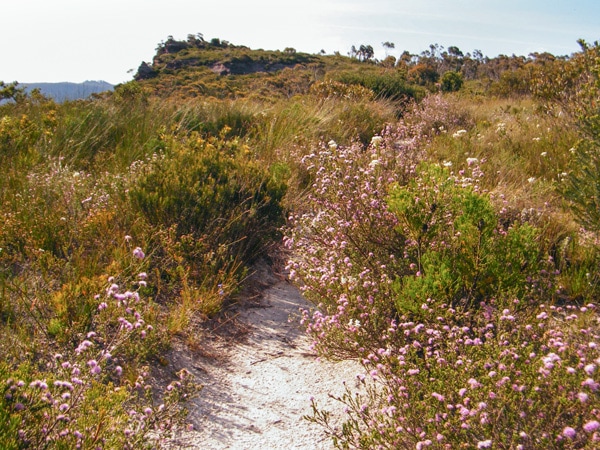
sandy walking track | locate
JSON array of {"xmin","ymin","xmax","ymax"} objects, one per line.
[{"xmin": 162, "ymin": 274, "xmax": 361, "ymax": 449}]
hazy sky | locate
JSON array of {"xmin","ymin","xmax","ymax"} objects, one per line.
[{"xmin": 2, "ymin": 0, "xmax": 599, "ymax": 84}]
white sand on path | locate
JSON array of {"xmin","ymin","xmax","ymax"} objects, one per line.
[{"xmin": 161, "ymin": 274, "xmax": 362, "ymax": 450}]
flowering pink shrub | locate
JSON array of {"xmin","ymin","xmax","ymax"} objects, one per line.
[
  {"xmin": 285, "ymin": 95, "xmax": 544, "ymax": 355},
  {"xmin": 285, "ymin": 123, "xmax": 426, "ymax": 356},
  {"xmin": 308, "ymin": 301, "xmax": 600, "ymax": 448},
  {"xmin": 402, "ymin": 93, "xmax": 472, "ymax": 136},
  {"xmin": 0, "ymin": 246, "xmax": 199, "ymax": 449},
  {"xmin": 286, "ymin": 95, "xmax": 597, "ymax": 448}
]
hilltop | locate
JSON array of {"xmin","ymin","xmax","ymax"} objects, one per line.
[{"xmin": 131, "ymin": 34, "xmax": 574, "ymax": 102}]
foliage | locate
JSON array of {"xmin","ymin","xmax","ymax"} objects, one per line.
[
  {"xmin": 558, "ymin": 41, "xmax": 600, "ymax": 232},
  {"xmin": 0, "ymin": 255, "xmax": 199, "ymax": 449},
  {"xmin": 388, "ymin": 162, "xmax": 550, "ymax": 314},
  {"xmin": 333, "ymin": 70, "xmax": 424, "ymax": 103},
  {"xmin": 129, "ymin": 130, "xmax": 287, "ymax": 300},
  {"xmin": 349, "ymin": 44, "xmax": 375, "ymax": 62},
  {"xmin": 440, "ymin": 70, "xmax": 464, "ymax": 92},
  {"xmin": 0, "ymin": 82, "xmax": 28, "ymax": 103},
  {"xmin": 309, "ymin": 80, "xmax": 375, "ymax": 101},
  {"xmin": 0, "ymin": 87, "xmax": 288, "ymax": 447},
  {"xmin": 284, "ymin": 95, "xmax": 467, "ymax": 356},
  {"xmin": 3, "ymin": 34, "xmax": 600, "ymax": 449},
  {"xmin": 284, "ymin": 84, "xmax": 599, "ymax": 448},
  {"xmin": 307, "ymin": 300, "xmax": 600, "ymax": 449},
  {"xmin": 407, "ymin": 63, "xmax": 440, "ymax": 87}
]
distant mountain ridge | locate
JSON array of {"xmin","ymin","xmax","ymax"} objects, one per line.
[{"xmin": 23, "ymin": 80, "xmax": 114, "ymax": 101}]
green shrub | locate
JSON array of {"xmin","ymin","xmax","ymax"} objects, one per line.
[
  {"xmin": 560, "ymin": 42, "xmax": 600, "ymax": 232},
  {"xmin": 309, "ymin": 79, "xmax": 375, "ymax": 101},
  {"xmin": 388, "ymin": 163, "xmax": 551, "ymax": 313},
  {"xmin": 440, "ymin": 70, "xmax": 464, "ymax": 92},
  {"xmin": 130, "ymin": 132, "xmax": 286, "ymax": 291},
  {"xmin": 333, "ymin": 70, "xmax": 424, "ymax": 103}
]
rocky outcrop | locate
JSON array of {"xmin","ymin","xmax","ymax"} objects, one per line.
[
  {"xmin": 134, "ymin": 62, "xmax": 158, "ymax": 81},
  {"xmin": 210, "ymin": 60, "xmax": 294, "ymax": 76}
]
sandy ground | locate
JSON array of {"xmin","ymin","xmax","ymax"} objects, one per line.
[{"xmin": 161, "ymin": 270, "xmax": 361, "ymax": 449}]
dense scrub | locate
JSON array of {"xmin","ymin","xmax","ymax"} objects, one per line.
[
  {"xmin": 0, "ymin": 91, "xmax": 288, "ymax": 447},
  {"xmin": 285, "ymin": 43, "xmax": 600, "ymax": 449},
  {"xmin": 1, "ymin": 38, "xmax": 600, "ymax": 448}
]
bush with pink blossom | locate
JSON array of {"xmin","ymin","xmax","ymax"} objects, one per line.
[
  {"xmin": 286, "ymin": 97, "xmax": 600, "ymax": 448},
  {"xmin": 0, "ymin": 247, "xmax": 200, "ymax": 449}
]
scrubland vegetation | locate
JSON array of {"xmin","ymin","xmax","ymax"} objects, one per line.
[{"xmin": 1, "ymin": 34, "xmax": 600, "ymax": 448}]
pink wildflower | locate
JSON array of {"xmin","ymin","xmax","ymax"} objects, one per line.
[
  {"xmin": 583, "ymin": 420, "xmax": 600, "ymax": 433},
  {"xmin": 468, "ymin": 378, "xmax": 482, "ymax": 389},
  {"xmin": 582, "ymin": 378, "xmax": 599, "ymax": 391},
  {"xmin": 432, "ymin": 392, "xmax": 445, "ymax": 402}
]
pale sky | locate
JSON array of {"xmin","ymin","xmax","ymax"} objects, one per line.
[{"xmin": 2, "ymin": 0, "xmax": 599, "ymax": 85}]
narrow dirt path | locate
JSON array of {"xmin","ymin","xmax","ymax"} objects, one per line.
[{"xmin": 162, "ymin": 272, "xmax": 361, "ymax": 449}]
